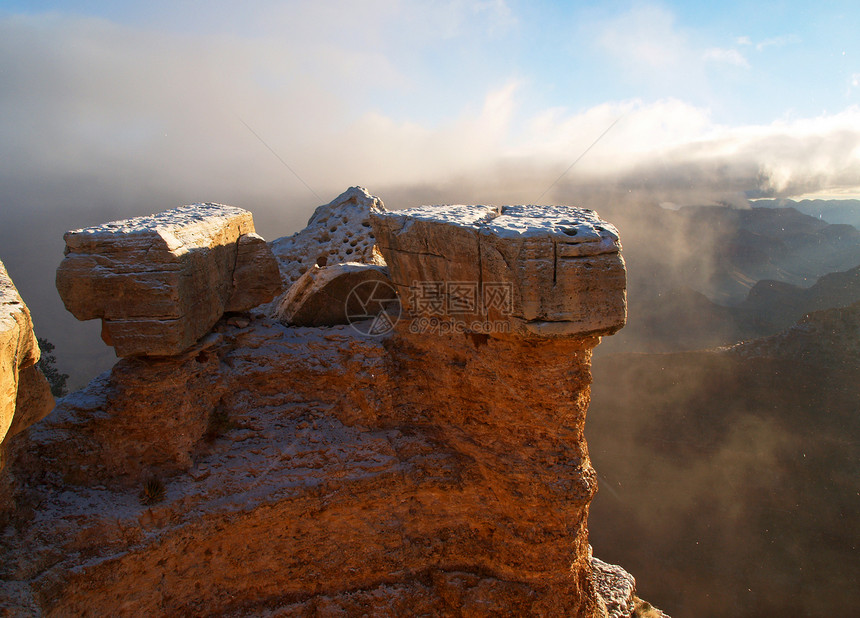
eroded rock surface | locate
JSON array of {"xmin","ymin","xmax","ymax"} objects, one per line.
[
  {"xmin": 269, "ymin": 186, "xmax": 387, "ymax": 289},
  {"xmin": 0, "ymin": 201, "xmax": 664, "ymax": 616},
  {"xmin": 593, "ymin": 556, "xmax": 637, "ymax": 618},
  {"xmin": 372, "ymin": 204, "xmax": 627, "ymax": 338},
  {"xmin": 0, "ymin": 261, "xmax": 53, "ymax": 469},
  {"xmin": 56, "ymin": 204, "xmax": 281, "ymax": 357},
  {"xmin": 225, "ymin": 232, "xmax": 282, "ymax": 312},
  {"xmin": 2, "ymin": 319, "xmax": 604, "ymax": 615}
]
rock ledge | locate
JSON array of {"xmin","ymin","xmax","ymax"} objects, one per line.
[
  {"xmin": 372, "ymin": 203, "xmax": 627, "ymax": 338},
  {"xmin": 56, "ymin": 203, "xmax": 280, "ymax": 356}
]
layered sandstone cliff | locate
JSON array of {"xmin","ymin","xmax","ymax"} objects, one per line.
[{"xmin": 0, "ymin": 190, "xmax": 666, "ymax": 617}]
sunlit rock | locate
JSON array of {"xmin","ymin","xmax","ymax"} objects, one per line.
[
  {"xmin": 56, "ymin": 204, "xmax": 281, "ymax": 357},
  {"xmin": 372, "ymin": 203, "xmax": 627, "ymax": 338},
  {"xmin": 1, "ymin": 200, "xmax": 665, "ymax": 616},
  {"xmin": 273, "ymin": 262, "xmax": 396, "ymax": 327},
  {"xmin": 269, "ymin": 186, "xmax": 387, "ymax": 289},
  {"xmin": 0, "ymin": 260, "xmax": 53, "ymax": 469},
  {"xmin": 225, "ymin": 232, "xmax": 282, "ymax": 312}
]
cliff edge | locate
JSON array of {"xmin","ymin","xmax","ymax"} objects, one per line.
[{"xmin": 0, "ymin": 188, "xmax": 667, "ymax": 617}]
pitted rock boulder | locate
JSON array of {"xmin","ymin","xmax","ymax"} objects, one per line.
[
  {"xmin": 269, "ymin": 186, "xmax": 387, "ymax": 289},
  {"xmin": 1, "ymin": 260, "xmax": 53, "ymax": 467},
  {"xmin": 371, "ymin": 204, "xmax": 627, "ymax": 338},
  {"xmin": 56, "ymin": 204, "xmax": 280, "ymax": 357}
]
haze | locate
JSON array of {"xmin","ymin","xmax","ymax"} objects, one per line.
[
  {"xmin": 1, "ymin": 1, "xmax": 859, "ymax": 379},
  {"xmin": 1, "ymin": 4, "xmax": 859, "ymax": 616}
]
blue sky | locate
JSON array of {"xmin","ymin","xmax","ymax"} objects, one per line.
[
  {"xmin": 1, "ymin": 0, "xmax": 859, "ymax": 206},
  {"xmin": 4, "ymin": 0, "xmax": 857, "ymax": 126}
]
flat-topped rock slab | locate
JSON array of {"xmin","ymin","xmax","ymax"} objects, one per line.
[
  {"xmin": 56, "ymin": 204, "xmax": 280, "ymax": 357},
  {"xmin": 372, "ymin": 204, "xmax": 626, "ymax": 338}
]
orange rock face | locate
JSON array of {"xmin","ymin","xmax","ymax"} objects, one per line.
[
  {"xmin": 0, "ymin": 260, "xmax": 53, "ymax": 471},
  {"xmin": 0, "ymin": 199, "xmax": 647, "ymax": 616},
  {"xmin": 2, "ymin": 320, "xmax": 606, "ymax": 616}
]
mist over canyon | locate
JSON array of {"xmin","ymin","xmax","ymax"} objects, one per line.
[
  {"xmin": 1, "ymin": 180, "xmax": 858, "ymax": 616},
  {"xmin": 2, "ymin": 3, "xmax": 860, "ymax": 615}
]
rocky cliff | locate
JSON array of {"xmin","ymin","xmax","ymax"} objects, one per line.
[
  {"xmin": 0, "ymin": 188, "xmax": 667, "ymax": 617},
  {"xmin": 0, "ymin": 261, "xmax": 54, "ymax": 474}
]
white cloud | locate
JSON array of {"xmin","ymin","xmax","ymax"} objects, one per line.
[
  {"xmin": 755, "ymin": 34, "xmax": 801, "ymax": 51},
  {"xmin": 519, "ymin": 99, "xmax": 714, "ymax": 168},
  {"xmin": 593, "ymin": 5, "xmax": 749, "ymax": 97},
  {"xmin": 732, "ymin": 33, "xmax": 800, "ymax": 52},
  {"xmin": 597, "ymin": 5, "xmax": 688, "ymax": 72},
  {"xmin": 703, "ymin": 47, "xmax": 750, "ymax": 68},
  {"xmin": 509, "ymin": 100, "xmax": 860, "ymax": 202},
  {"xmin": 1, "ymin": 10, "xmax": 858, "ymax": 211},
  {"xmin": 338, "ymin": 80, "xmax": 523, "ymax": 184}
]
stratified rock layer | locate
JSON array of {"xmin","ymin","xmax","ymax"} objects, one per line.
[
  {"xmin": 56, "ymin": 204, "xmax": 281, "ymax": 357},
  {"xmin": 372, "ymin": 204, "xmax": 627, "ymax": 338},
  {"xmin": 269, "ymin": 186, "xmax": 387, "ymax": 289},
  {"xmin": 0, "ymin": 261, "xmax": 53, "ymax": 469},
  {"xmin": 225, "ymin": 232, "xmax": 282, "ymax": 312}
]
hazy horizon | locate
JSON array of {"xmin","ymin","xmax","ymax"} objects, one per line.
[{"xmin": 2, "ymin": 1, "xmax": 860, "ymax": 387}]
